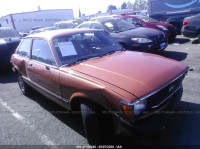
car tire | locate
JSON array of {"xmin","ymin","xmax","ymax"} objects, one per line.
[
  {"xmin": 170, "ymin": 22, "xmax": 181, "ymax": 34},
  {"xmin": 168, "ymin": 35, "xmax": 176, "ymax": 43},
  {"xmin": 80, "ymin": 101, "xmax": 102, "ymax": 145},
  {"xmin": 17, "ymin": 74, "xmax": 30, "ymax": 95}
]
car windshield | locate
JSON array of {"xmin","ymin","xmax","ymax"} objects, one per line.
[
  {"xmin": 52, "ymin": 31, "xmax": 123, "ymax": 66},
  {"xmin": 141, "ymin": 17, "xmax": 159, "ymax": 23},
  {"xmin": 101, "ymin": 19, "xmax": 136, "ymax": 33},
  {"xmin": 0, "ymin": 28, "xmax": 21, "ymax": 38}
]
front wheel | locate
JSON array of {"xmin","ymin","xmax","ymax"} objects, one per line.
[
  {"xmin": 168, "ymin": 35, "xmax": 176, "ymax": 43},
  {"xmin": 170, "ymin": 22, "xmax": 181, "ymax": 34},
  {"xmin": 17, "ymin": 75, "xmax": 30, "ymax": 95},
  {"xmin": 80, "ymin": 101, "xmax": 102, "ymax": 145}
]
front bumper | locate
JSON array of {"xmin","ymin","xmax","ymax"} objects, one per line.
[
  {"xmin": 113, "ymin": 86, "xmax": 183, "ymax": 135},
  {"xmin": 127, "ymin": 37, "xmax": 168, "ymax": 53},
  {"xmin": 182, "ymin": 29, "xmax": 198, "ymax": 38},
  {"xmin": 112, "ymin": 67, "xmax": 188, "ymax": 135}
]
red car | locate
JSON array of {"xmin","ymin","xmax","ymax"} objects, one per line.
[{"xmin": 119, "ymin": 15, "xmax": 178, "ymax": 42}]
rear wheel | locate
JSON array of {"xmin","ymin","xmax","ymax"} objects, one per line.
[{"xmin": 17, "ymin": 75, "xmax": 30, "ymax": 95}]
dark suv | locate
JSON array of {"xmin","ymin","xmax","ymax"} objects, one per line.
[
  {"xmin": 182, "ymin": 13, "xmax": 200, "ymax": 42},
  {"xmin": 0, "ymin": 27, "xmax": 21, "ymax": 69}
]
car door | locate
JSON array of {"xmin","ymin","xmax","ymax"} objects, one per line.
[{"xmin": 27, "ymin": 39, "xmax": 61, "ymax": 96}]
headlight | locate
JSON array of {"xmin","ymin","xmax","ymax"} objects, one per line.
[
  {"xmin": 131, "ymin": 38, "xmax": 152, "ymax": 43},
  {"xmin": 133, "ymin": 99, "xmax": 147, "ymax": 116},
  {"xmin": 121, "ymin": 99, "xmax": 147, "ymax": 119},
  {"xmin": 0, "ymin": 39, "xmax": 6, "ymax": 44},
  {"xmin": 156, "ymin": 25, "xmax": 168, "ymax": 31}
]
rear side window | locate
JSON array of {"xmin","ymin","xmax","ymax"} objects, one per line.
[
  {"xmin": 17, "ymin": 39, "xmax": 32, "ymax": 58},
  {"xmin": 91, "ymin": 23, "xmax": 104, "ymax": 29},
  {"xmin": 78, "ymin": 23, "xmax": 91, "ymax": 29},
  {"xmin": 59, "ymin": 23, "xmax": 68, "ymax": 29},
  {"xmin": 31, "ymin": 39, "xmax": 56, "ymax": 66}
]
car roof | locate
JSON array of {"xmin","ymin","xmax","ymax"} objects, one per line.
[
  {"xmin": 90, "ymin": 18, "xmax": 121, "ymax": 23},
  {"xmin": 54, "ymin": 20, "xmax": 74, "ymax": 24},
  {"xmin": 120, "ymin": 15, "xmax": 144, "ymax": 19},
  {"xmin": 90, "ymin": 15, "xmax": 120, "ymax": 20},
  {"xmin": 26, "ymin": 29, "xmax": 102, "ymax": 40}
]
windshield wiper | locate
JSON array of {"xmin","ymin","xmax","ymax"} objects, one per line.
[
  {"xmin": 114, "ymin": 28, "xmax": 135, "ymax": 33},
  {"xmin": 65, "ymin": 56, "xmax": 101, "ymax": 67},
  {"xmin": 99, "ymin": 50, "xmax": 123, "ymax": 57}
]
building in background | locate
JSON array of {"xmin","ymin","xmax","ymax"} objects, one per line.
[{"xmin": 0, "ymin": 9, "xmax": 74, "ymax": 32}]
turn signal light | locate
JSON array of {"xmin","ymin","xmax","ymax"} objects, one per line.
[
  {"xmin": 121, "ymin": 105, "xmax": 135, "ymax": 119},
  {"xmin": 183, "ymin": 21, "xmax": 191, "ymax": 26}
]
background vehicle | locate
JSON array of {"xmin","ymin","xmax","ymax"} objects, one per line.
[
  {"xmin": 11, "ymin": 29, "xmax": 188, "ymax": 145},
  {"xmin": 29, "ymin": 26, "xmax": 42, "ymax": 34},
  {"xmin": 72, "ymin": 19, "xmax": 84, "ymax": 27},
  {"xmin": 90, "ymin": 15, "xmax": 121, "ymax": 21},
  {"xmin": 29, "ymin": 26, "xmax": 58, "ymax": 35},
  {"xmin": 77, "ymin": 19, "xmax": 167, "ymax": 53},
  {"xmin": 0, "ymin": 27, "xmax": 21, "ymax": 69},
  {"xmin": 54, "ymin": 20, "xmax": 76, "ymax": 29},
  {"xmin": 148, "ymin": 0, "xmax": 200, "ymax": 34},
  {"xmin": 118, "ymin": 11, "xmax": 147, "ymax": 16},
  {"xmin": 19, "ymin": 32, "xmax": 28, "ymax": 37},
  {"xmin": 119, "ymin": 15, "xmax": 178, "ymax": 42},
  {"xmin": 182, "ymin": 13, "xmax": 200, "ymax": 42}
]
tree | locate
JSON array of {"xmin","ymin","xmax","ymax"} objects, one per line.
[
  {"xmin": 79, "ymin": 8, "xmax": 81, "ymax": 17},
  {"xmin": 107, "ymin": 5, "xmax": 117, "ymax": 12},
  {"xmin": 132, "ymin": 0, "xmax": 147, "ymax": 11},
  {"xmin": 126, "ymin": 1, "xmax": 133, "ymax": 9},
  {"xmin": 121, "ymin": 2, "xmax": 127, "ymax": 9}
]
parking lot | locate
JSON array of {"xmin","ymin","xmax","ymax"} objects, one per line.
[{"xmin": 0, "ymin": 35, "xmax": 200, "ymax": 148}]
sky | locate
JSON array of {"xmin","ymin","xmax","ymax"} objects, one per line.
[{"xmin": 0, "ymin": 0, "xmax": 131, "ymax": 18}]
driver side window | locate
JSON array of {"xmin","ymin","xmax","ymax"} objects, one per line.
[{"xmin": 31, "ymin": 39, "xmax": 57, "ymax": 66}]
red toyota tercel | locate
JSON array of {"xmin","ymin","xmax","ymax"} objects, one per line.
[{"xmin": 11, "ymin": 29, "xmax": 188, "ymax": 145}]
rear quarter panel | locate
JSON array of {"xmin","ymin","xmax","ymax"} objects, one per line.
[{"xmin": 11, "ymin": 54, "xmax": 29, "ymax": 77}]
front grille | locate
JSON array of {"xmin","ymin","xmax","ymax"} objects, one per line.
[{"xmin": 146, "ymin": 75, "xmax": 185, "ymax": 111}]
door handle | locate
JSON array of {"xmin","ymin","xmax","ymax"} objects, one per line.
[{"xmin": 46, "ymin": 66, "xmax": 50, "ymax": 71}]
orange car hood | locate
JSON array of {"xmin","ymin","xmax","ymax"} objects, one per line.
[{"xmin": 70, "ymin": 51, "xmax": 187, "ymax": 98}]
